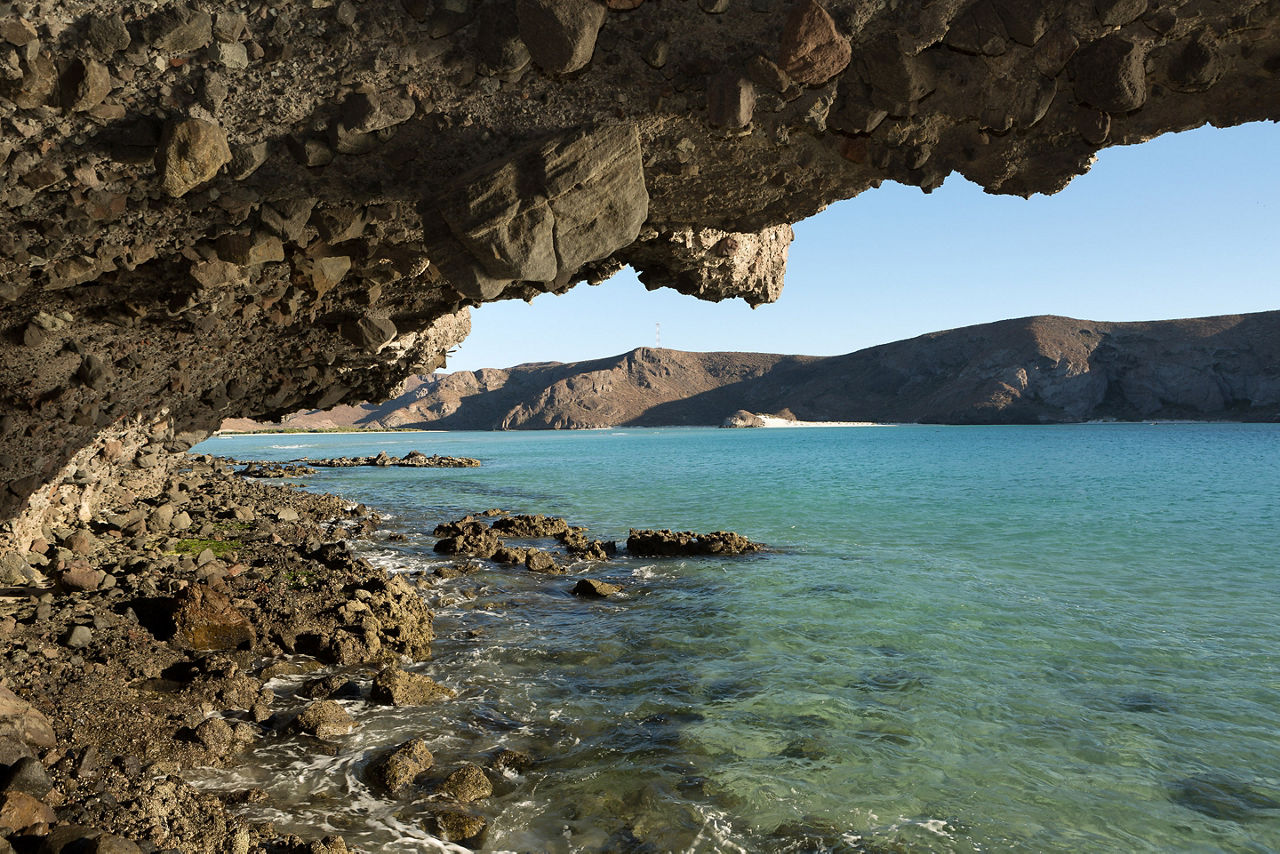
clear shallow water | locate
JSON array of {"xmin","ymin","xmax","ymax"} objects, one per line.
[{"xmin": 194, "ymin": 425, "xmax": 1280, "ymax": 852}]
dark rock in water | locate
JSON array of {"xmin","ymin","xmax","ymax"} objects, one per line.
[
  {"xmin": 856, "ymin": 669, "xmax": 926, "ymax": 692},
  {"xmin": 434, "ymin": 529, "xmax": 501, "ymax": 559},
  {"xmin": 370, "ymin": 665, "xmax": 455, "ymax": 706},
  {"xmin": 437, "ymin": 527, "xmax": 501, "ymax": 560},
  {"xmin": 769, "ymin": 818, "xmax": 865, "ymax": 854},
  {"xmin": 572, "ymin": 578, "xmax": 622, "ymax": 598},
  {"xmin": 237, "ymin": 461, "xmax": 316, "ymax": 478},
  {"xmin": 369, "ymin": 738, "xmax": 434, "ymax": 796},
  {"xmin": 290, "ymin": 700, "xmax": 356, "ymax": 739},
  {"xmin": 558, "ymin": 529, "xmax": 617, "ymax": 561},
  {"xmin": 780, "ymin": 736, "xmax": 826, "ymax": 760},
  {"xmin": 492, "ymin": 546, "xmax": 530, "ymax": 565},
  {"xmin": 627, "ymin": 529, "xmax": 763, "ymax": 556},
  {"xmin": 302, "ymin": 452, "xmax": 480, "ymax": 468},
  {"xmin": 1169, "ymin": 773, "xmax": 1280, "ymax": 821},
  {"xmin": 1115, "ymin": 690, "xmax": 1175, "ymax": 713},
  {"xmin": 170, "ymin": 584, "xmax": 255, "ymax": 650},
  {"xmin": 524, "ymin": 548, "xmax": 561, "ymax": 574},
  {"xmin": 433, "ymin": 516, "xmax": 490, "ymax": 538},
  {"xmin": 428, "ymin": 808, "xmax": 487, "ymax": 849},
  {"xmin": 490, "ymin": 748, "xmax": 533, "ymax": 774},
  {"xmin": 299, "ymin": 674, "xmax": 361, "ymax": 701},
  {"xmin": 433, "ymin": 763, "xmax": 493, "ymax": 803},
  {"xmin": 491, "ymin": 514, "xmax": 569, "ymax": 538}
]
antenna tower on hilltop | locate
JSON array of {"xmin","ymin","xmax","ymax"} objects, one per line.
[{"xmin": 656, "ymin": 322, "xmax": 661, "ymax": 349}]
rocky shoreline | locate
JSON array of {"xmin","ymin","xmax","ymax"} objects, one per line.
[{"xmin": 0, "ymin": 453, "xmax": 763, "ymax": 852}]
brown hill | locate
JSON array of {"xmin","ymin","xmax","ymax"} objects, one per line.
[{"xmin": 222, "ymin": 311, "xmax": 1280, "ymax": 431}]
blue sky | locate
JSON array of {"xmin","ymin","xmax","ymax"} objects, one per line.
[{"xmin": 444, "ymin": 121, "xmax": 1278, "ymax": 372}]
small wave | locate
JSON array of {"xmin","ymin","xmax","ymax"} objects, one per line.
[{"xmin": 270, "ymin": 443, "xmax": 316, "ymax": 449}]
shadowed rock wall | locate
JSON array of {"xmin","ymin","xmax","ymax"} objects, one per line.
[{"xmin": 1, "ymin": 0, "xmax": 1279, "ymax": 544}]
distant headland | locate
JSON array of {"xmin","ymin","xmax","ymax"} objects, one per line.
[{"xmin": 222, "ymin": 311, "xmax": 1280, "ymax": 432}]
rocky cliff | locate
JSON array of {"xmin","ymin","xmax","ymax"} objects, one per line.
[
  {"xmin": 2, "ymin": 0, "xmax": 1279, "ymax": 541},
  {"xmin": 232, "ymin": 311, "xmax": 1280, "ymax": 428}
]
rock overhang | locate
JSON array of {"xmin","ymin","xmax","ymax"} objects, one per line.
[{"xmin": 0, "ymin": 0, "xmax": 1277, "ymax": 542}]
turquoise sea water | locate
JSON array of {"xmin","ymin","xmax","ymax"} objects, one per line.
[{"xmin": 194, "ymin": 425, "xmax": 1280, "ymax": 853}]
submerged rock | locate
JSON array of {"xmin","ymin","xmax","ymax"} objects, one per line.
[
  {"xmin": 1169, "ymin": 773, "xmax": 1280, "ymax": 821},
  {"xmin": 572, "ymin": 578, "xmax": 622, "ymax": 598},
  {"xmin": 433, "ymin": 763, "xmax": 493, "ymax": 803},
  {"xmin": 428, "ymin": 809, "xmax": 487, "ymax": 848},
  {"xmin": 370, "ymin": 665, "xmax": 455, "ymax": 706}
]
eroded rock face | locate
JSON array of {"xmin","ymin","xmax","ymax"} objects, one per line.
[{"xmin": 1, "ymin": 0, "xmax": 1279, "ymax": 542}]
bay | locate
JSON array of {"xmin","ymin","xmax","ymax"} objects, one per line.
[{"xmin": 193, "ymin": 424, "xmax": 1280, "ymax": 853}]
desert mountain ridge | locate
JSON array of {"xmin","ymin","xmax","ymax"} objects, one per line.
[{"xmin": 221, "ymin": 311, "xmax": 1280, "ymax": 431}]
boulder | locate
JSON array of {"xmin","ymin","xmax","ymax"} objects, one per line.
[
  {"xmin": 61, "ymin": 58, "xmax": 112, "ymax": 112},
  {"xmin": 88, "ymin": 14, "xmax": 132, "ymax": 54},
  {"xmin": 0, "ymin": 687, "xmax": 56, "ymax": 750},
  {"xmin": 433, "ymin": 763, "xmax": 492, "ymax": 802},
  {"xmin": 88, "ymin": 835, "xmax": 143, "ymax": 854},
  {"xmin": 433, "ymin": 529, "xmax": 501, "ymax": 559},
  {"xmin": 524, "ymin": 549, "xmax": 560, "ymax": 574},
  {"xmin": 1, "ymin": 756, "xmax": 53, "ymax": 798},
  {"xmin": 0, "ymin": 790, "xmax": 55, "ymax": 834},
  {"xmin": 146, "ymin": 5, "xmax": 213, "ymax": 52},
  {"xmin": 340, "ymin": 315, "xmax": 398, "ymax": 352},
  {"xmin": 341, "ymin": 91, "xmax": 416, "ymax": 134},
  {"xmin": 429, "ymin": 810, "xmax": 487, "ymax": 848},
  {"xmin": 370, "ymin": 665, "xmax": 455, "ymax": 706},
  {"xmin": 368, "ymin": 738, "xmax": 434, "ymax": 795},
  {"xmin": 516, "ymin": 0, "xmax": 606, "ymax": 74},
  {"xmin": 155, "ymin": 119, "xmax": 232, "ymax": 198},
  {"xmin": 572, "ymin": 578, "xmax": 622, "ymax": 598},
  {"xmin": 491, "ymin": 546, "xmax": 529, "ymax": 565},
  {"xmin": 61, "ymin": 568, "xmax": 104, "ymax": 591},
  {"xmin": 171, "ymin": 583, "xmax": 255, "ymax": 650},
  {"xmin": 290, "ymin": 700, "xmax": 356, "ymax": 738},
  {"xmin": 63, "ymin": 625, "xmax": 92, "ymax": 648}
]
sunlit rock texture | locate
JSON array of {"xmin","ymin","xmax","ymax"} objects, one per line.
[{"xmin": 1, "ymin": 0, "xmax": 1278, "ymax": 545}]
